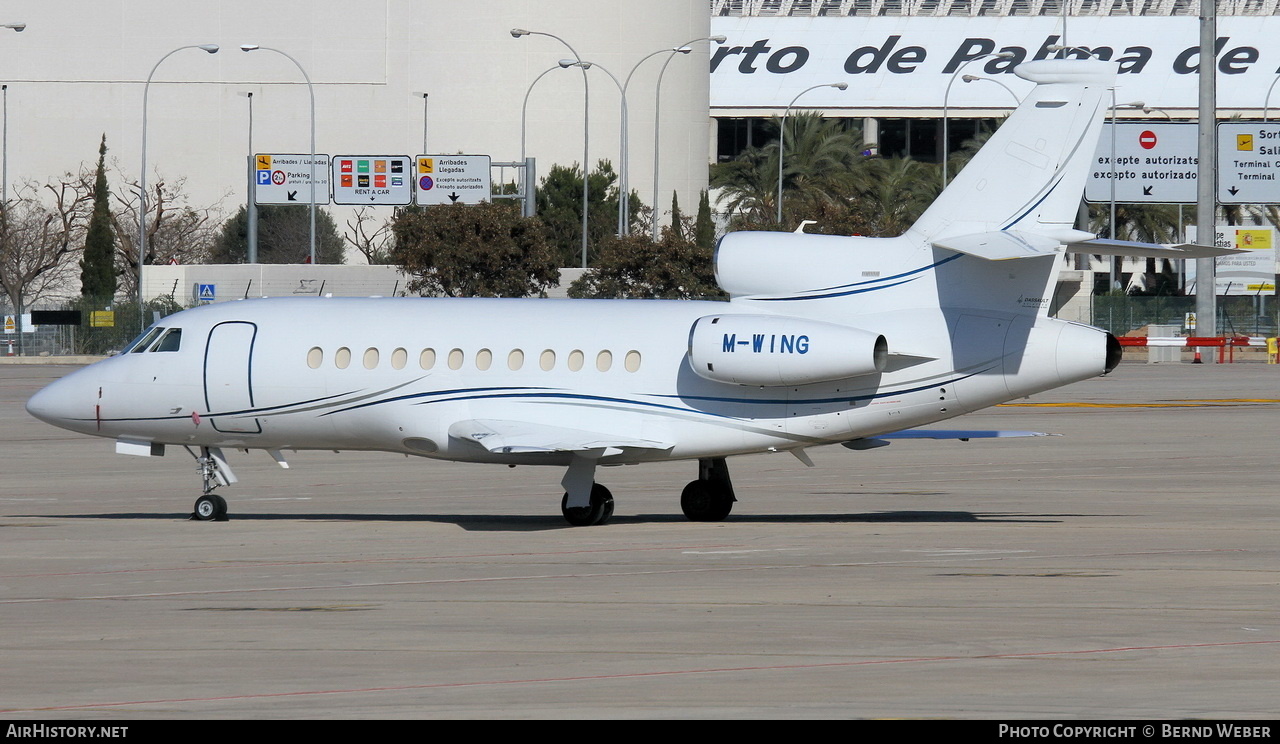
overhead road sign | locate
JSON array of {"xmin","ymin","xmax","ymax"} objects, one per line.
[
  {"xmin": 415, "ymin": 155, "xmax": 491, "ymax": 206},
  {"xmin": 1085, "ymin": 123, "xmax": 1198, "ymax": 204},
  {"xmin": 331, "ymin": 156, "xmax": 413, "ymax": 205},
  {"xmin": 253, "ymin": 153, "xmax": 331, "ymax": 205},
  {"xmin": 1216, "ymin": 123, "xmax": 1280, "ymax": 205}
]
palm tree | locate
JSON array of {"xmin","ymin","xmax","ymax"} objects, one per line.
[
  {"xmin": 843, "ymin": 156, "xmax": 938, "ymax": 237},
  {"xmin": 711, "ymin": 112, "xmax": 865, "ymax": 230}
]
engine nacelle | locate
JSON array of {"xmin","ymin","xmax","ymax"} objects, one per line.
[{"xmin": 688, "ymin": 314, "xmax": 887, "ymax": 386}]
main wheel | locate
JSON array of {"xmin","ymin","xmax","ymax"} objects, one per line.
[
  {"xmin": 561, "ymin": 483, "xmax": 614, "ymax": 526},
  {"xmin": 681, "ymin": 480, "xmax": 733, "ymax": 522},
  {"xmin": 193, "ymin": 494, "xmax": 228, "ymax": 521}
]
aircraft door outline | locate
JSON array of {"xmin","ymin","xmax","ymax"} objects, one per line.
[{"xmin": 203, "ymin": 321, "xmax": 263, "ymax": 434}]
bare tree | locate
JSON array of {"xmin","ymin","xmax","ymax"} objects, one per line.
[
  {"xmin": 344, "ymin": 206, "xmax": 394, "ymax": 265},
  {"xmin": 0, "ymin": 175, "xmax": 94, "ymax": 321},
  {"xmin": 109, "ymin": 169, "xmax": 227, "ymax": 299}
]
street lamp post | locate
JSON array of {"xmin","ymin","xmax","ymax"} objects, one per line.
[
  {"xmin": 777, "ymin": 82, "xmax": 847, "ymax": 226},
  {"xmin": 139, "ymin": 43, "xmax": 218, "ymax": 328},
  {"xmin": 616, "ymin": 47, "xmax": 688, "ymax": 237},
  {"xmin": 2, "ymin": 23, "xmax": 24, "ymax": 353},
  {"xmin": 1264, "ymin": 76, "xmax": 1280, "ymax": 122},
  {"xmin": 240, "ymin": 44, "xmax": 317, "ymax": 264},
  {"xmin": 1109, "ymin": 92, "xmax": 1146, "ymax": 291},
  {"xmin": 512, "ymin": 29, "xmax": 591, "ymax": 267},
  {"xmin": 521, "ymin": 63, "xmax": 577, "ymax": 164},
  {"xmin": 960, "ymin": 74, "xmax": 1022, "ymax": 106},
  {"xmin": 561, "ymin": 60, "xmax": 628, "ymax": 235},
  {"xmin": 237, "ymin": 91, "xmax": 259, "ymax": 264},
  {"xmin": 943, "ymin": 52, "xmax": 1014, "ymax": 185},
  {"xmin": 650, "ymin": 35, "xmax": 726, "ymax": 241}
]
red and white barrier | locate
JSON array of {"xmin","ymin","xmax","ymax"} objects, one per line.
[{"xmin": 1115, "ymin": 335, "xmax": 1270, "ymax": 363}]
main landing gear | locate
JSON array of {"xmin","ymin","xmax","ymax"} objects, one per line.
[
  {"xmin": 560, "ymin": 483, "xmax": 615, "ymax": 526},
  {"xmin": 186, "ymin": 446, "xmax": 236, "ymax": 521},
  {"xmin": 557, "ymin": 456, "xmax": 736, "ymax": 526},
  {"xmin": 680, "ymin": 457, "xmax": 736, "ymax": 522}
]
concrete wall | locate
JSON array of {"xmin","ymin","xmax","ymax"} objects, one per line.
[{"xmin": 2, "ymin": 0, "xmax": 712, "ymax": 256}]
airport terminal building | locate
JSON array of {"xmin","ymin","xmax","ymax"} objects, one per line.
[{"xmin": 1, "ymin": 0, "xmax": 1277, "ymax": 316}]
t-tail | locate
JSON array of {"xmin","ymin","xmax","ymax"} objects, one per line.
[{"xmin": 908, "ymin": 59, "xmax": 1115, "ymax": 251}]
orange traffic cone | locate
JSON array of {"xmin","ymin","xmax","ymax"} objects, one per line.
[{"xmin": 1192, "ymin": 348, "xmax": 1202, "ymax": 364}]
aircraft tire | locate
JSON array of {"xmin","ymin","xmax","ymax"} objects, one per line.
[
  {"xmin": 193, "ymin": 494, "xmax": 228, "ymax": 522},
  {"xmin": 561, "ymin": 483, "xmax": 614, "ymax": 526},
  {"xmin": 680, "ymin": 480, "xmax": 733, "ymax": 522}
]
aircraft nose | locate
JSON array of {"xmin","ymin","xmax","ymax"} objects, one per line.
[{"xmin": 26, "ymin": 376, "xmax": 86, "ymax": 430}]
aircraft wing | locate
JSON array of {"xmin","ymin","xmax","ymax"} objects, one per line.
[
  {"xmin": 934, "ymin": 231, "xmax": 1245, "ymax": 261},
  {"xmin": 448, "ymin": 419, "xmax": 673, "ymax": 455}
]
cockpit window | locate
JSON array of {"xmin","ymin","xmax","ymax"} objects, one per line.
[
  {"xmin": 153, "ymin": 328, "xmax": 182, "ymax": 352},
  {"xmin": 126, "ymin": 327, "xmax": 165, "ymax": 354}
]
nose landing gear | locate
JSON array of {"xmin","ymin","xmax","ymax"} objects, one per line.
[{"xmin": 185, "ymin": 446, "xmax": 236, "ymax": 521}]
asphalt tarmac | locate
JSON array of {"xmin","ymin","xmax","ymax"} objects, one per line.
[{"xmin": 0, "ymin": 362, "xmax": 1276, "ymax": 719}]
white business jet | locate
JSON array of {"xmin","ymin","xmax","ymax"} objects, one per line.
[{"xmin": 26, "ymin": 60, "xmax": 1230, "ymax": 525}]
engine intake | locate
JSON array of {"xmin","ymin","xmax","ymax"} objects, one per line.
[{"xmin": 688, "ymin": 314, "xmax": 887, "ymax": 387}]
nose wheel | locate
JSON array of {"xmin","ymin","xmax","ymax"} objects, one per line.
[
  {"xmin": 186, "ymin": 446, "xmax": 236, "ymax": 521},
  {"xmin": 193, "ymin": 494, "xmax": 228, "ymax": 522}
]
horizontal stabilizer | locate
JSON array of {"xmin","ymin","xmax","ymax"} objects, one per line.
[
  {"xmin": 449, "ymin": 419, "xmax": 673, "ymax": 455},
  {"xmin": 932, "ymin": 230, "xmax": 1062, "ymax": 260},
  {"xmin": 1065, "ymin": 238, "xmax": 1245, "ymax": 259}
]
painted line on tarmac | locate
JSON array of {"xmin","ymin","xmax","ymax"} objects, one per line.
[{"xmin": 4, "ymin": 638, "xmax": 1277, "ymax": 713}]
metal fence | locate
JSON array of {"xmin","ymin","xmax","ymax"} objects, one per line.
[
  {"xmin": 1088, "ymin": 295, "xmax": 1277, "ymax": 338},
  {"xmin": 3, "ymin": 302, "xmax": 182, "ymax": 357}
]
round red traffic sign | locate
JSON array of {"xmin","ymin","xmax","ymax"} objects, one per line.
[
  {"xmin": 1138, "ymin": 130, "xmax": 1158, "ymax": 150},
  {"xmin": 271, "ymin": 170, "xmax": 286, "ymax": 185}
]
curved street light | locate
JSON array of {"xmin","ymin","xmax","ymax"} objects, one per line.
[
  {"xmin": 1264, "ymin": 75, "xmax": 1280, "ymax": 122},
  {"xmin": 961, "ymin": 74, "xmax": 1022, "ymax": 107},
  {"xmin": 240, "ymin": 44, "xmax": 317, "ymax": 264},
  {"xmin": 139, "ymin": 43, "xmax": 219, "ymax": 328},
  {"xmin": 512, "ymin": 29, "xmax": 591, "ymax": 267},
  {"xmin": 563, "ymin": 59, "xmax": 629, "ymax": 236},
  {"xmin": 777, "ymin": 82, "xmax": 847, "ymax": 226},
  {"xmin": 943, "ymin": 52, "xmax": 1014, "ymax": 185},
  {"xmin": 651, "ymin": 35, "xmax": 726, "ymax": 240},
  {"xmin": 521, "ymin": 62, "xmax": 578, "ymax": 164},
  {"xmin": 1109, "ymin": 93, "xmax": 1146, "ymax": 290}
]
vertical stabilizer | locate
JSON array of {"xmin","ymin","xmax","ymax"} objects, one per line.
[{"xmin": 909, "ymin": 60, "xmax": 1116, "ymax": 244}]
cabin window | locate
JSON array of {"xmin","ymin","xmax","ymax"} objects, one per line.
[
  {"xmin": 539, "ymin": 349, "xmax": 556, "ymax": 371},
  {"xmin": 128, "ymin": 327, "xmax": 164, "ymax": 354},
  {"xmin": 307, "ymin": 347, "xmax": 323, "ymax": 369},
  {"xmin": 476, "ymin": 348, "xmax": 493, "ymax": 371},
  {"xmin": 420, "ymin": 348, "xmax": 436, "ymax": 370},
  {"xmin": 508, "ymin": 349, "xmax": 524, "ymax": 370},
  {"xmin": 448, "ymin": 348, "xmax": 464, "ymax": 370},
  {"xmin": 391, "ymin": 348, "xmax": 408, "ymax": 370},
  {"xmin": 567, "ymin": 349, "xmax": 584, "ymax": 371},
  {"xmin": 153, "ymin": 328, "xmax": 182, "ymax": 352},
  {"xmin": 335, "ymin": 347, "xmax": 352, "ymax": 369},
  {"xmin": 596, "ymin": 350, "xmax": 612, "ymax": 372},
  {"xmin": 363, "ymin": 348, "xmax": 380, "ymax": 369},
  {"xmin": 625, "ymin": 350, "xmax": 641, "ymax": 372}
]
